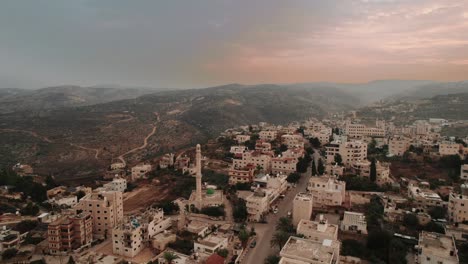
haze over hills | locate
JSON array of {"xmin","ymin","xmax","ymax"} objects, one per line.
[{"xmin": 0, "ymin": 80, "xmax": 467, "ymax": 181}]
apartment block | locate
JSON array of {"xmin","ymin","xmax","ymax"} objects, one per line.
[
  {"xmin": 351, "ymin": 160, "xmax": 391, "ymax": 186},
  {"xmin": 325, "ymin": 140, "xmax": 367, "ymax": 166},
  {"xmin": 292, "ymin": 192, "xmax": 313, "ymax": 226},
  {"xmin": 344, "ymin": 121, "xmax": 385, "ymax": 139},
  {"xmin": 448, "ymin": 185, "xmax": 468, "ymax": 223},
  {"xmin": 47, "ymin": 212, "xmax": 93, "ymax": 254},
  {"xmin": 235, "ymin": 134, "xmax": 251, "ymax": 144},
  {"xmin": 388, "ymin": 136, "xmax": 411, "ymax": 156},
  {"xmin": 297, "ymin": 215, "xmax": 338, "ymax": 242},
  {"xmin": 271, "ymin": 157, "xmax": 297, "ymax": 176},
  {"xmin": 279, "ymin": 236, "xmax": 339, "ymax": 264},
  {"xmin": 461, "ymin": 164, "xmax": 468, "ymax": 181},
  {"xmin": 245, "ymin": 189, "xmax": 273, "ymax": 222},
  {"xmin": 439, "ymin": 142, "xmax": 460, "ymax": 156},
  {"xmin": 408, "ymin": 183, "xmax": 445, "ymax": 211},
  {"xmin": 255, "ymin": 140, "xmax": 272, "ymax": 151},
  {"xmin": 103, "ymin": 177, "xmax": 127, "ymax": 192},
  {"xmin": 307, "ymin": 176, "xmax": 346, "ymax": 207},
  {"xmin": 228, "ymin": 165, "xmax": 255, "ymax": 185},
  {"xmin": 281, "ymin": 134, "xmax": 305, "ymax": 148},
  {"xmin": 75, "ymin": 190, "xmax": 124, "ymax": 239},
  {"xmin": 232, "ymin": 150, "xmax": 272, "ymax": 172},
  {"xmin": 112, "ymin": 208, "xmax": 172, "ymax": 258},
  {"xmin": 259, "ymin": 130, "xmax": 277, "ymax": 141},
  {"xmin": 416, "ymin": 232, "xmax": 459, "ymax": 264}
]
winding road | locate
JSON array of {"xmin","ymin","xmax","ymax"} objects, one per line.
[{"xmin": 116, "ymin": 125, "xmax": 157, "ymax": 166}]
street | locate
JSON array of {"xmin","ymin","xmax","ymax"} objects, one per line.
[{"xmin": 242, "ymin": 166, "xmax": 312, "ymax": 264}]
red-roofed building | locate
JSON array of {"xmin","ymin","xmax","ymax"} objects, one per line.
[{"xmin": 206, "ymin": 254, "xmax": 225, "ymax": 264}]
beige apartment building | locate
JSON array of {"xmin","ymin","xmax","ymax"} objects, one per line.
[
  {"xmin": 461, "ymin": 164, "xmax": 468, "ymax": 181},
  {"xmin": 281, "ymin": 134, "xmax": 305, "ymax": 148},
  {"xmin": 325, "ymin": 140, "xmax": 367, "ymax": 166},
  {"xmin": 408, "ymin": 183, "xmax": 445, "ymax": 211},
  {"xmin": 259, "ymin": 130, "xmax": 278, "ymax": 141},
  {"xmin": 307, "ymin": 176, "xmax": 346, "ymax": 207},
  {"xmin": 388, "ymin": 136, "xmax": 411, "ymax": 156},
  {"xmin": 47, "ymin": 212, "xmax": 93, "ymax": 254},
  {"xmin": 131, "ymin": 164, "xmax": 152, "ymax": 180},
  {"xmin": 351, "ymin": 160, "xmax": 391, "ymax": 186},
  {"xmin": 103, "ymin": 177, "xmax": 127, "ymax": 192},
  {"xmin": 279, "ymin": 236, "xmax": 339, "ymax": 264},
  {"xmin": 228, "ymin": 165, "xmax": 255, "ymax": 185},
  {"xmin": 416, "ymin": 232, "xmax": 459, "ymax": 264},
  {"xmin": 235, "ymin": 134, "xmax": 251, "ymax": 144},
  {"xmin": 112, "ymin": 208, "xmax": 171, "ymax": 258},
  {"xmin": 297, "ymin": 215, "xmax": 338, "ymax": 242},
  {"xmin": 344, "ymin": 121, "xmax": 385, "ymax": 139},
  {"xmin": 255, "ymin": 140, "xmax": 272, "ymax": 151},
  {"xmin": 75, "ymin": 190, "xmax": 124, "ymax": 239},
  {"xmin": 246, "ymin": 189, "xmax": 274, "ymax": 222},
  {"xmin": 233, "ymin": 150, "xmax": 272, "ymax": 172},
  {"xmin": 439, "ymin": 142, "xmax": 460, "ymax": 156},
  {"xmin": 271, "ymin": 157, "xmax": 297, "ymax": 176},
  {"xmin": 292, "ymin": 192, "xmax": 313, "ymax": 226},
  {"xmin": 448, "ymin": 185, "xmax": 468, "ymax": 223}
]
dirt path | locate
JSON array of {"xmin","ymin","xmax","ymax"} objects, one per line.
[
  {"xmin": 117, "ymin": 124, "xmax": 157, "ymax": 166},
  {"xmin": 69, "ymin": 143, "xmax": 100, "ymax": 159},
  {"xmin": 0, "ymin": 128, "xmax": 53, "ymax": 143}
]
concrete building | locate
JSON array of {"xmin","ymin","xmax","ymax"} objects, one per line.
[
  {"xmin": 230, "ymin": 145, "xmax": 247, "ymax": 155},
  {"xmin": 448, "ymin": 184, "xmax": 468, "ymax": 224},
  {"xmin": 325, "ymin": 164, "xmax": 344, "ymax": 177},
  {"xmin": 255, "ymin": 140, "xmax": 272, "ymax": 151},
  {"xmin": 344, "ymin": 121, "xmax": 385, "ymax": 139},
  {"xmin": 259, "ymin": 130, "xmax": 278, "ymax": 142},
  {"xmin": 235, "ymin": 134, "xmax": 251, "ymax": 144},
  {"xmin": 340, "ymin": 211, "xmax": 367, "ymax": 234},
  {"xmin": 233, "ymin": 150, "xmax": 272, "ymax": 172},
  {"xmin": 48, "ymin": 195, "xmax": 78, "ymax": 207},
  {"xmin": 388, "ymin": 136, "xmax": 411, "ymax": 156},
  {"xmin": 271, "ymin": 156, "xmax": 297, "ymax": 176},
  {"xmin": 103, "ymin": 177, "xmax": 127, "ymax": 192},
  {"xmin": 194, "ymin": 233, "xmax": 229, "ymax": 256},
  {"xmin": 47, "ymin": 212, "xmax": 93, "ymax": 254},
  {"xmin": 152, "ymin": 231, "xmax": 176, "ymax": 251},
  {"xmin": 159, "ymin": 153, "xmax": 175, "ymax": 169},
  {"xmin": 0, "ymin": 227, "xmax": 25, "ymax": 252},
  {"xmin": 228, "ymin": 165, "xmax": 255, "ymax": 185},
  {"xmin": 75, "ymin": 190, "xmax": 124, "ymax": 239},
  {"xmin": 416, "ymin": 231, "xmax": 459, "ymax": 264},
  {"xmin": 307, "ymin": 177, "xmax": 346, "ymax": 207},
  {"xmin": 112, "ymin": 208, "xmax": 171, "ymax": 258},
  {"xmin": 325, "ymin": 140, "xmax": 367, "ymax": 166},
  {"xmin": 408, "ymin": 183, "xmax": 445, "ymax": 211},
  {"xmin": 131, "ymin": 164, "xmax": 152, "ymax": 180},
  {"xmin": 439, "ymin": 142, "xmax": 460, "ymax": 156},
  {"xmin": 461, "ymin": 164, "xmax": 468, "ymax": 181},
  {"xmin": 281, "ymin": 134, "xmax": 305, "ymax": 148},
  {"xmin": 245, "ymin": 189, "xmax": 273, "ymax": 222},
  {"xmin": 351, "ymin": 160, "xmax": 391, "ymax": 186},
  {"xmin": 297, "ymin": 215, "xmax": 338, "ymax": 242},
  {"xmin": 156, "ymin": 250, "xmax": 197, "ymax": 264},
  {"xmin": 292, "ymin": 192, "xmax": 313, "ymax": 226},
  {"xmin": 279, "ymin": 236, "xmax": 339, "ymax": 264}
]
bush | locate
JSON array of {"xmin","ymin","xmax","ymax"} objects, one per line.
[
  {"xmin": 201, "ymin": 206, "xmax": 225, "ymax": 217},
  {"xmin": 20, "ymin": 202, "xmax": 39, "ymax": 216},
  {"xmin": 2, "ymin": 248, "xmax": 18, "ymax": 260},
  {"xmin": 14, "ymin": 220, "xmax": 38, "ymax": 233},
  {"xmin": 286, "ymin": 173, "xmax": 301, "ymax": 183}
]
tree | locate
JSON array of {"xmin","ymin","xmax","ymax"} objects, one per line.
[
  {"xmin": 286, "ymin": 173, "xmax": 301, "ymax": 183},
  {"xmin": 334, "ymin": 154, "xmax": 343, "ymax": 165},
  {"xmin": 270, "ymin": 231, "xmax": 289, "ymax": 250},
  {"xmin": 309, "ymin": 137, "xmax": 321, "ymax": 148},
  {"xmin": 20, "ymin": 202, "xmax": 39, "ymax": 216},
  {"xmin": 317, "ymin": 159, "xmax": 325, "ymax": 175},
  {"xmin": 233, "ymin": 198, "xmax": 248, "ymax": 222},
  {"xmin": 264, "ymin": 255, "xmax": 281, "ymax": 264},
  {"xmin": 370, "ymin": 158, "xmax": 377, "ymax": 182},
  {"xmin": 14, "ymin": 220, "xmax": 38, "ymax": 233},
  {"xmin": 403, "ymin": 213, "xmax": 419, "ymax": 228},
  {"xmin": 341, "ymin": 239, "xmax": 367, "ymax": 258},
  {"xmin": 238, "ymin": 228, "xmax": 250, "ymax": 248},
  {"xmin": 428, "ymin": 206, "xmax": 447, "ymax": 219},
  {"xmin": 2, "ymin": 248, "xmax": 18, "ymax": 260},
  {"xmin": 163, "ymin": 251, "xmax": 180, "ymax": 264},
  {"xmin": 67, "ymin": 256, "xmax": 76, "ymax": 264},
  {"xmin": 216, "ymin": 248, "xmax": 229, "ymax": 258},
  {"xmin": 311, "ymin": 159, "xmax": 317, "ymax": 176},
  {"xmin": 276, "ymin": 217, "xmax": 294, "ymax": 233},
  {"xmin": 201, "ymin": 206, "xmax": 225, "ymax": 217}
]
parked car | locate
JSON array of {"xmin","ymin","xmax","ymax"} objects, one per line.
[{"xmin": 250, "ymin": 241, "xmax": 257, "ymax": 248}]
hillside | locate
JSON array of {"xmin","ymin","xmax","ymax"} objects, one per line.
[
  {"xmin": 0, "ymin": 85, "xmax": 158, "ymax": 114},
  {"xmin": 0, "ymin": 84, "xmax": 357, "ymax": 182}
]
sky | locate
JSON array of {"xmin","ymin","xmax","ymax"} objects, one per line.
[{"xmin": 1, "ymin": 0, "xmax": 468, "ymax": 88}]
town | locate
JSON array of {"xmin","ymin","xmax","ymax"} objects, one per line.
[{"xmin": 1, "ymin": 114, "xmax": 467, "ymax": 264}]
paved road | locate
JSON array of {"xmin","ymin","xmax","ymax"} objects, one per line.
[{"xmin": 242, "ymin": 167, "xmax": 311, "ymax": 264}]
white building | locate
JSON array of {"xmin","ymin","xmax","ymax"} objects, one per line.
[
  {"xmin": 194, "ymin": 233, "xmax": 229, "ymax": 256},
  {"xmin": 307, "ymin": 176, "xmax": 346, "ymax": 207},
  {"xmin": 340, "ymin": 211, "xmax": 367, "ymax": 234},
  {"xmin": 131, "ymin": 164, "xmax": 152, "ymax": 180},
  {"xmin": 416, "ymin": 231, "xmax": 459, "ymax": 264},
  {"xmin": 279, "ymin": 236, "xmax": 339, "ymax": 264},
  {"xmin": 344, "ymin": 121, "xmax": 385, "ymax": 139},
  {"xmin": 103, "ymin": 177, "xmax": 127, "ymax": 192},
  {"xmin": 292, "ymin": 192, "xmax": 313, "ymax": 226}
]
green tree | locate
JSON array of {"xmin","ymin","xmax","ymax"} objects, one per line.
[
  {"xmin": 14, "ymin": 220, "xmax": 38, "ymax": 233},
  {"xmin": 2, "ymin": 248, "xmax": 18, "ymax": 260},
  {"xmin": 238, "ymin": 228, "xmax": 250, "ymax": 248},
  {"xmin": 163, "ymin": 251, "xmax": 180, "ymax": 264},
  {"xmin": 20, "ymin": 202, "xmax": 39, "ymax": 216},
  {"xmin": 270, "ymin": 231, "xmax": 289, "ymax": 250},
  {"xmin": 334, "ymin": 154, "xmax": 343, "ymax": 165},
  {"xmin": 370, "ymin": 158, "xmax": 377, "ymax": 182},
  {"xmin": 233, "ymin": 198, "xmax": 248, "ymax": 222},
  {"xmin": 276, "ymin": 217, "xmax": 294, "ymax": 233},
  {"xmin": 264, "ymin": 255, "xmax": 280, "ymax": 264},
  {"xmin": 317, "ymin": 159, "xmax": 325, "ymax": 175},
  {"xmin": 67, "ymin": 256, "xmax": 76, "ymax": 264},
  {"xmin": 286, "ymin": 173, "xmax": 301, "ymax": 183},
  {"xmin": 309, "ymin": 137, "xmax": 321, "ymax": 148},
  {"xmin": 403, "ymin": 213, "xmax": 419, "ymax": 228},
  {"xmin": 216, "ymin": 248, "xmax": 229, "ymax": 258},
  {"xmin": 428, "ymin": 206, "xmax": 447, "ymax": 219},
  {"xmin": 311, "ymin": 159, "xmax": 317, "ymax": 176}
]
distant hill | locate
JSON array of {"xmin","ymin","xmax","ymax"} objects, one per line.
[
  {"xmin": 0, "ymin": 83, "xmax": 358, "ymax": 181},
  {"xmin": 0, "ymin": 85, "xmax": 158, "ymax": 114},
  {"xmin": 391, "ymin": 81, "xmax": 468, "ymax": 100}
]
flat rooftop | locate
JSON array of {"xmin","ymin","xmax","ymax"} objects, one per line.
[
  {"xmin": 280, "ymin": 236, "xmax": 334, "ymax": 263},
  {"xmin": 297, "ymin": 219, "xmax": 338, "ymax": 237},
  {"xmin": 197, "ymin": 233, "xmax": 228, "ymax": 248},
  {"xmin": 419, "ymin": 232, "xmax": 458, "ymax": 262}
]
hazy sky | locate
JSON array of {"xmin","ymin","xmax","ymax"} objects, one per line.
[{"xmin": 1, "ymin": 0, "xmax": 468, "ymax": 88}]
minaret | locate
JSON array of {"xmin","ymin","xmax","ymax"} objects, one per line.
[{"xmin": 195, "ymin": 144, "xmax": 203, "ymax": 210}]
